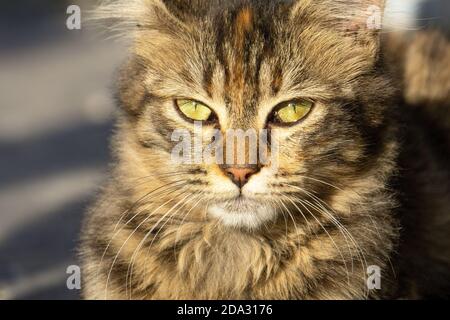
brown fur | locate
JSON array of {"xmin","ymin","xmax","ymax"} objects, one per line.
[{"xmin": 80, "ymin": 0, "xmax": 450, "ymax": 299}]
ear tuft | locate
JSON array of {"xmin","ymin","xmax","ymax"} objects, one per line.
[
  {"xmin": 91, "ymin": 0, "xmax": 186, "ymax": 39},
  {"xmin": 292, "ymin": 0, "xmax": 386, "ymax": 35},
  {"xmin": 331, "ymin": 0, "xmax": 386, "ymax": 33}
]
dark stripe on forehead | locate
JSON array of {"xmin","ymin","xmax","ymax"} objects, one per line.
[
  {"xmin": 202, "ymin": 1, "xmax": 292, "ymax": 123},
  {"xmin": 271, "ymin": 65, "xmax": 284, "ymax": 95},
  {"xmin": 229, "ymin": 7, "xmax": 255, "ymax": 115},
  {"xmin": 226, "ymin": 7, "xmax": 272, "ymax": 111},
  {"xmin": 202, "ymin": 61, "xmax": 214, "ymax": 98}
]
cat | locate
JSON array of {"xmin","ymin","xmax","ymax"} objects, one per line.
[{"xmin": 80, "ymin": 0, "xmax": 450, "ymax": 299}]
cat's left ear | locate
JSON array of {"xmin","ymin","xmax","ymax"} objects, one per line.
[
  {"xmin": 336, "ymin": 0, "xmax": 386, "ymax": 38},
  {"xmin": 293, "ymin": 0, "xmax": 386, "ymax": 47}
]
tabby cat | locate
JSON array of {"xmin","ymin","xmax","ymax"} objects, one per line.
[{"xmin": 80, "ymin": 0, "xmax": 450, "ymax": 299}]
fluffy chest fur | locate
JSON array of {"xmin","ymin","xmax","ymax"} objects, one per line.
[{"xmin": 81, "ymin": 150, "xmax": 398, "ymax": 300}]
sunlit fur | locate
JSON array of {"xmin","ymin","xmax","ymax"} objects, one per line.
[{"xmin": 80, "ymin": 0, "xmax": 450, "ymax": 299}]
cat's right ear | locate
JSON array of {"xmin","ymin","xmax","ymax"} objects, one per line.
[
  {"xmin": 92, "ymin": 0, "xmax": 189, "ymax": 40},
  {"xmin": 92, "ymin": 1, "xmax": 190, "ymax": 116}
]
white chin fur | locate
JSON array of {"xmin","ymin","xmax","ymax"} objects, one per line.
[{"xmin": 208, "ymin": 202, "xmax": 277, "ymax": 229}]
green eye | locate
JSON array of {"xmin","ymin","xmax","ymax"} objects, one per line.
[
  {"xmin": 273, "ymin": 99, "xmax": 313, "ymax": 124},
  {"xmin": 176, "ymin": 99, "xmax": 214, "ymax": 122}
]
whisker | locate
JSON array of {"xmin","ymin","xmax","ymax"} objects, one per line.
[
  {"xmin": 273, "ymin": 199, "xmax": 289, "ymax": 238},
  {"xmin": 290, "ymin": 186, "xmax": 357, "ymax": 273},
  {"xmin": 92, "ymin": 180, "xmax": 189, "ymax": 285},
  {"xmin": 104, "ymin": 185, "xmax": 188, "ymax": 299},
  {"xmin": 173, "ymin": 192, "xmax": 205, "ymax": 246},
  {"xmin": 302, "ymin": 198, "xmax": 370, "ymax": 298},
  {"xmin": 126, "ymin": 190, "xmax": 194, "ymax": 298},
  {"xmin": 97, "ymin": 180, "xmax": 187, "ymax": 290},
  {"xmin": 288, "ymin": 196, "xmax": 351, "ymax": 286}
]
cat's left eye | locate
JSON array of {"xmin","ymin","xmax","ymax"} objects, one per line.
[
  {"xmin": 175, "ymin": 99, "xmax": 215, "ymax": 122},
  {"xmin": 270, "ymin": 99, "xmax": 314, "ymax": 125}
]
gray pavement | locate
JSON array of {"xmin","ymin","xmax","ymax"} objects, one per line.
[{"xmin": 0, "ymin": 29, "xmax": 125, "ymax": 299}]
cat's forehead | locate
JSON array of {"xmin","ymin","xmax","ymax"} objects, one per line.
[
  {"xmin": 140, "ymin": 1, "xmax": 297, "ymax": 121},
  {"xmin": 200, "ymin": 3, "xmax": 290, "ymax": 120},
  {"xmin": 162, "ymin": 0, "xmax": 296, "ymax": 20},
  {"xmin": 127, "ymin": 0, "xmax": 383, "ymax": 120}
]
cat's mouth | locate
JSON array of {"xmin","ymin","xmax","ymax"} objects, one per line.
[{"xmin": 208, "ymin": 196, "xmax": 277, "ymax": 229}]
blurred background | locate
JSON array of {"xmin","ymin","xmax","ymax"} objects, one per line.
[{"xmin": 0, "ymin": 0, "xmax": 448, "ymax": 300}]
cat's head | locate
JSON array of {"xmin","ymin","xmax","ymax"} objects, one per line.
[{"xmin": 99, "ymin": 0, "xmax": 397, "ymax": 229}]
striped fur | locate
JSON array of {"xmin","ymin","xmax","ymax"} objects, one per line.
[{"xmin": 80, "ymin": 0, "xmax": 450, "ymax": 299}]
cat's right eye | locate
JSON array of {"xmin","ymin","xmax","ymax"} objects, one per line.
[{"xmin": 175, "ymin": 99, "xmax": 216, "ymax": 123}]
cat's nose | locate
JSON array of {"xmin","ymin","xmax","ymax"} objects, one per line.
[{"xmin": 225, "ymin": 166, "xmax": 259, "ymax": 188}]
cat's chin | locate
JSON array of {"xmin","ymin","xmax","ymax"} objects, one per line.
[{"xmin": 208, "ymin": 198, "xmax": 277, "ymax": 230}]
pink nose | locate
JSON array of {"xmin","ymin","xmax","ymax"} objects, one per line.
[{"xmin": 225, "ymin": 167, "xmax": 258, "ymax": 188}]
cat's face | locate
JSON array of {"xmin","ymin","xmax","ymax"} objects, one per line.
[{"xmin": 111, "ymin": 0, "xmax": 394, "ymax": 229}]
